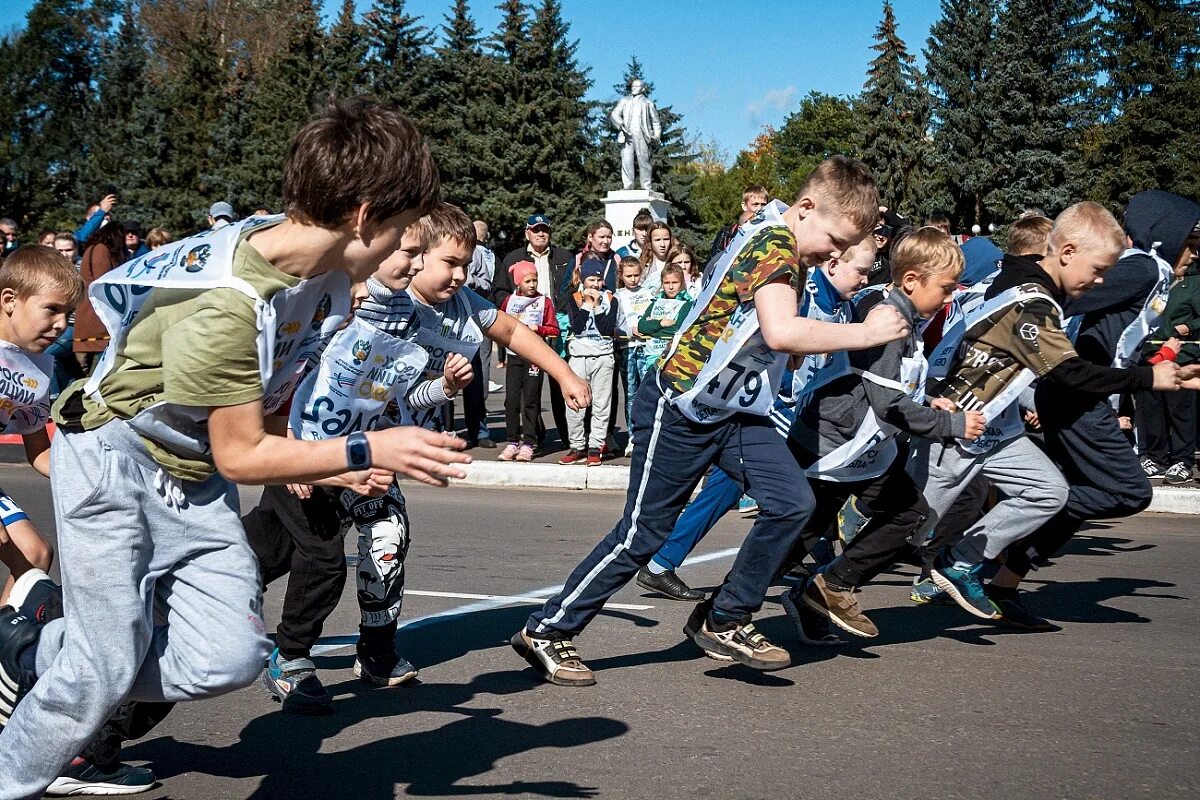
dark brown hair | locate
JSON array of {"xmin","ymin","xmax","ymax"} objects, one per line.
[{"xmin": 283, "ymin": 96, "xmax": 441, "ymax": 228}]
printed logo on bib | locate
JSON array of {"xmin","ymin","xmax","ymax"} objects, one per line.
[{"xmin": 0, "ymin": 348, "xmax": 51, "ymax": 435}]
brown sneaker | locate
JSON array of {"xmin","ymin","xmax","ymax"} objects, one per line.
[
  {"xmin": 689, "ymin": 615, "xmax": 791, "ymax": 671},
  {"xmin": 802, "ymin": 574, "xmax": 878, "ymax": 638},
  {"xmin": 510, "ymin": 629, "xmax": 596, "ymax": 686}
]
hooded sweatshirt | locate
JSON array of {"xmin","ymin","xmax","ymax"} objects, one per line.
[{"xmin": 1067, "ymin": 190, "xmax": 1200, "ymax": 369}]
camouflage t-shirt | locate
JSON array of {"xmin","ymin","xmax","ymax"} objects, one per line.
[{"xmin": 658, "ymin": 226, "xmax": 802, "ymax": 394}]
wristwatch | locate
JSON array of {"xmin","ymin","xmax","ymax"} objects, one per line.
[{"xmin": 346, "ymin": 432, "xmax": 372, "ymax": 470}]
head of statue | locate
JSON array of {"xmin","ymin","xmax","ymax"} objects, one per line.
[{"xmin": 630, "ymin": 79, "xmax": 646, "ymax": 97}]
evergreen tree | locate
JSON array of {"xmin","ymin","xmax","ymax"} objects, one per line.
[
  {"xmin": 981, "ymin": 0, "xmax": 1096, "ymax": 219},
  {"xmin": 324, "ymin": 0, "xmax": 369, "ymax": 98},
  {"xmin": 364, "ymin": 0, "xmax": 434, "ymax": 120},
  {"xmin": 1084, "ymin": 0, "xmax": 1200, "ymax": 204},
  {"xmin": 924, "ymin": 0, "xmax": 997, "ymax": 227},
  {"xmin": 772, "ymin": 91, "xmax": 861, "ymax": 197},
  {"xmin": 859, "ymin": 1, "xmax": 934, "ymax": 216}
]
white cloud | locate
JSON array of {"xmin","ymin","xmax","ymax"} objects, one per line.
[{"xmin": 746, "ymin": 86, "xmax": 798, "ymax": 121}]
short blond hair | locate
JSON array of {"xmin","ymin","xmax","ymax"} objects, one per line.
[
  {"xmin": 890, "ymin": 227, "xmax": 964, "ymax": 283},
  {"xmin": 413, "ymin": 202, "xmax": 476, "ymax": 252},
  {"xmin": 0, "ymin": 244, "xmax": 84, "ymax": 306},
  {"xmin": 796, "ymin": 156, "xmax": 880, "ymax": 236},
  {"xmin": 839, "ymin": 234, "xmax": 878, "ymax": 267},
  {"xmin": 1049, "ymin": 202, "xmax": 1125, "ymax": 257},
  {"xmin": 1007, "ymin": 215, "xmax": 1053, "ymax": 256}
]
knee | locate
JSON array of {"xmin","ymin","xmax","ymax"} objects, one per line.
[
  {"xmin": 191, "ymin": 629, "xmax": 270, "ymax": 695},
  {"xmin": 1026, "ymin": 476, "xmax": 1069, "ymax": 514}
]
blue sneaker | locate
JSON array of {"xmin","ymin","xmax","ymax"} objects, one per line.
[
  {"xmin": 736, "ymin": 494, "xmax": 759, "ymax": 515},
  {"xmin": 931, "ymin": 559, "xmax": 1000, "ymax": 620},
  {"xmin": 910, "ymin": 577, "xmax": 953, "ymax": 605},
  {"xmin": 262, "ymin": 648, "xmax": 332, "ymax": 715}
]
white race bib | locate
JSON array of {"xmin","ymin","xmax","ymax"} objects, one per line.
[{"xmin": 0, "ymin": 344, "xmax": 52, "ymax": 435}]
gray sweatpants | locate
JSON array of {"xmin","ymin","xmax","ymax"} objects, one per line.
[
  {"xmin": 909, "ymin": 435, "xmax": 1068, "ymax": 565},
  {"xmin": 0, "ymin": 421, "xmax": 269, "ymax": 799},
  {"xmin": 566, "ymin": 353, "xmax": 614, "ymax": 451}
]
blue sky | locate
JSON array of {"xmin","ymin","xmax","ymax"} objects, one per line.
[{"xmin": 2, "ymin": 0, "xmax": 942, "ymax": 160}]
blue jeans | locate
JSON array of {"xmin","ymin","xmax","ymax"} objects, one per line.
[
  {"xmin": 528, "ymin": 377, "xmax": 814, "ymax": 635},
  {"xmin": 651, "ymin": 466, "xmax": 742, "ymax": 572},
  {"xmin": 619, "ymin": 342, "xmax": 646, "ymax": 433}
]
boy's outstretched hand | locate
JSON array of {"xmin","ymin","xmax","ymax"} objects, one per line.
[
  {"xmin": 443, "ymin": 353, "xmax": 474, "ymax": 395},
  {"xmin": 1153, "ymin": 360, "xmax": 1182, "ymax": 391},
  {"xmin": 861, "ymin": 304, "xmax": 909, "ymax": 347},
  {"xmin": 370, "ymin": 428, "xmax": 472, "ymax": 487},
  {"xmin": 561, "ymin": 373, "xmax": 592, "ymax": 411}
]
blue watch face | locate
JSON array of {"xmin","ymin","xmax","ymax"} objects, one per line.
[{"xmin": 348, "ymin": 435, "xmax": 370, "ymax": 468}]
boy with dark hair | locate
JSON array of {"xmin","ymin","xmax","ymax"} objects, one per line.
[
  {"xmin": 513, "ymin": 156, "xmax": 908, "ymax": 685},
  {"xmin": 0, "ymin": 97, "xmax": 473, "ymax": 798}
]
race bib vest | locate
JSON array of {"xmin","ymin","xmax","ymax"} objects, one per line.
[
  {"xmin": 0, "ymin": 343, "xmax": 52, "ymax": 435},
  {"xmin": 641, "ymin": 296, "xmax": 687, "ymax": 360},
  {"xmin": 617, "ymin": 287, "xmax": 654, "ymax": 343},
  {"xmin": 411, "ymin": 291, "xmax": 485, "ymax": 430},
  {"xmin": 665, "ymin": 200, "xmax": 791, "ymax": 423},
  {"xmin": 506, "ymin": 294, "xmax": 548, "ymax": 330},
  {"xmin": 1112, "ymin": 246, "xmax": 1173, "ymax": 368},
  {"xmin": 86, "ymin": 215, "xmax": 350, "ymax": 457},
  {"xmin": 929, "ymin": 283, "xmax": 1062, "ymax": 455},
  {"xmin": 290, "ymin": 316, "xmax": 429, "ymax": 440}
]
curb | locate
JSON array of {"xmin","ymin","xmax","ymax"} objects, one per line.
[{"xmin": 460, "ymin": 461, "xmax": 1200, "ymax": 515}]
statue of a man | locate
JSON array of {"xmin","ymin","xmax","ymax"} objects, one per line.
[{"xmin": 610, "ymin": 78, "xmax": 662, "ymax": 191}]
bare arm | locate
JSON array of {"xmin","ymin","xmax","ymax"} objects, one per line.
[
  {"xmin": 755, "ymin": 281, "xmax": 908, "ymax": 356},
  {"xmin": 209, "ymin": 401, "xmax": 471, "ymax": 488},
  {"xmin": 22, "ymin": 429, "xmax": 51, "ymax": 478},
  {"xmin": 486, "ymin": 313, "xmax": 592, "ymax": 410}
]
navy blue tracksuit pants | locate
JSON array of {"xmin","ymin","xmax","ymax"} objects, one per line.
[{"xmin": 528, "ymin": 376, "xmax": 814, "ymax": 636}]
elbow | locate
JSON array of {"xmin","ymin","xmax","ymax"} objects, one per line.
[{"xmin": 760, "ymin": 324, "xmax": 786, "ymax": 352}]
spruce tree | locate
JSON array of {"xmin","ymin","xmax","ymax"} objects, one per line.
[
  {"xmin": 1085, "ymin": 0, "xmax": 1200, "ymax": 204},
  {"xmin": 324, "ymin": 0, "xmax": 369, "ymax": 99},
  {"xmin": 859, "ymin": 1, "xmax": 934, "ymax": 216},
  {"xmin": 981, "ymin": 0, "xmax": 1095, "ymax": 219},
  {"xmin": 364, "ymin": 0, "xmax": 434, "ymax": 121},
  {"xmin": 924, "ymin": 0, "xmax": 997, "ymax": 227}
]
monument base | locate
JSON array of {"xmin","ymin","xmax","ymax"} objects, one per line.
[{"xmin": 602, "ymin": 189, "xmax": 671, "ymax": 253}]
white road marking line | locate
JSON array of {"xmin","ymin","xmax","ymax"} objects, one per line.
[
  {"xmin": 405, "ymin": 589, "xmax": 653, "ymax": 610},
  {"xmin": 309, "ymin": 545, "xmax": 742, "ymax": 656}
]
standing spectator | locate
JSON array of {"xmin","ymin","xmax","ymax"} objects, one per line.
[
  {"xmin": 495, "ymin": 213, "xmax": 575, "ymax": 449},
  {"xmin": 462, "ymin": 219, "xmax": 497, "ymax": 448},
  {"xmin": 638, "ymin": 220, "xmax": 674, "ymax": 294},
  {"xmin": 38, "ymin": 230, "xmax": 56, "ymax": 246},
  {"xmin": 710, "ymin": 185, "xmax": 768, "ymax": 255},
  {"xmin": 559, "ymin": 259, "xmax": 618, "ymax": 466},
  {"xmin": 146, "ymin": 227, "xmax": 172, "ymax": 250},
  {"xmin": 617, "ymin": 208, "xmax": 654, "ymax": 261},
  {"xmin": 924, "ymin": 212, "xmax": 951, "ymax": 236},
  {"xmin": 123, "ymin": 220, "xmax": 149, "ymax": 260},
  {"xmin": 75, "ymin": 192, "xmax": 118, "ymax": 245},
  {"xmin": 208, "ymin": 201, "xmax": 236, "ymax": 230},
  {"xmin": 53, "ymin": 232, "xmax": 79, "ymax": 264},
  {"xmin": 73, "ymin": 220, "xmax": 127, "ymax": 371},
  {"xmin": 498, "ymin": 261, "xmax": 560, "ymax": 462},
  {"xmin": 47, "ymin": 232, "xmax": 84, "ymax": 396},
  {"xmin": 614, "ymin": 257, "xmax": 652, "ymax": 455},
  {"xmin": 573, "ymin": 220, "xmax": 620, "ymax": 291},
  {"xmin": 668, "ymin": 242, "xmax": 701, "ymax": 296},
  {"xmin": 1, "ymin": 218, "xmax": 19, "ymax": 255},
  {"xmin": 252, "ymin": 204, "xmax": 272, "ymax": 216}
]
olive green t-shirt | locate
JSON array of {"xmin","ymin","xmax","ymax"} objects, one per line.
[{"xmin": 53, "ymin": 235, "xmax": 300, "ymax": 481}]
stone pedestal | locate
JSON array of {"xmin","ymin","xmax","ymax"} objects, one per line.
[{"xmin": 601, "ymin": 189, "xmax": 671, "ymax": 253}]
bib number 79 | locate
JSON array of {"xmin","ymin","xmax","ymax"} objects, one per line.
[{"xmin": 703, "ymin": 361, "xmax": 763, "ymax": 408}]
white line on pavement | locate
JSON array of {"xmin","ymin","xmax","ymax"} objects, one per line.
[{"xmin": 406, "ymin": 589, "xmax": 654, "ymax": 610}]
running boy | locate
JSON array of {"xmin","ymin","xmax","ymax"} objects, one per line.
[
  {"xmin": 0, "ymin": 246, "xmax": 80, "ymax": 605},
  {"xmin": 514, "ymin": 157, "xmax": 907, "ymax": 685},
  {"xmin": 782, "ymin": 229, "xmax": 984, "ymax": 639},
  {"xmin": 0, "ymin": 98, "xmax": 473, "ymax": 798},
  {"xmin": 916, "ymin": 202, "xmax": 1181, "ymax": 628}
]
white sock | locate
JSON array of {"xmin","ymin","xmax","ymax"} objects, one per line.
[{"xmin": 646, "ymin": 560, "xmax": 669, "ymax": 575}]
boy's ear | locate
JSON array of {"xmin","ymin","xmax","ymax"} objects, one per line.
[
  {"xmin": 0, "ymin": 286, "xmax": 17, "ymax": 311},
  {"xmin": 351, "ymin": 203, "xmax": 372, "ymax": 240},
  {"xmin": 793, "ymin": 195, "xmax": 816, "ymax": 219},
  {"xmin": 1059, "ymin": 242, "xmax": 1077, "ymax": 265}
]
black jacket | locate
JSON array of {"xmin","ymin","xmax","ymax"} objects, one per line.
[
  {"xmin": 1067, "ymin": 190, "xmax": 1200, "ymax": 368},
  {"xmin": 493, "ymin": 245, "xmax": 575, "ymax": 311}
]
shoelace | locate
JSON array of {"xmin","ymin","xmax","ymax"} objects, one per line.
[{"xmin": 153, "ymin": 468, "xmax": 188, "ymax": 512}]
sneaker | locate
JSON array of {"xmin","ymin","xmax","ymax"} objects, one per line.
[
  {"xmin": 7, "ymin": 568, "xmax": 63, "ymax": 625},
  {"xmin": 262, "ymin": 649, "xmax": 332, "ymax": 715},
  {"xmin": 488, "ymin": 380, "xmax": 503, "ymax": 393},
  {"xmin": 498, "ymin": 442, "xmax": 520, "ymax": 461},
  {"xmin": 46, "ymin": 758, "xmax": 156, "ymax": 796},
  {"xmin": 636, "ymin": 566, "xmax": 705, "ymax": 601},
  {"xmin": 801, "ymin": 574, "xmax": 878, "ymax": 638},
  {"xmin": 931, "ymin": 558, "xmax": 1000, "ymax": 620},
  {"xmin": 0, "ymin": 606, "xmax": 40, "ymax": 730},
  {"xmin": 910, "ymin": 576, "xmax": 954, "ymax": 605},
  {"xmin": 476, "ymin": 436, "xmax": 497, "ymax": 450},
  {"xmin": 353, "ymin": 641, "xmax": 418, "ymax": 687},
  {"xmin": 688, "ymin": 612, "xmax": 791, "ymax": 671},
  {"xmin": 736, "ymin": 494, "xmax": 758, "ymax": 515},
  {"xmin": 984, "ymin": 585, "xmax": 1061, "ymax": 632},
  {"xmin": 1163, "ymin": 462, "xmax": 1193, "ymax": 485},
  {"xmin": 510, "ymin": 629, "xmax": 596, "ymax": 686},
  {"xmin": 586, "ymin": 449, "xmax": 602, "ymax": 466},
  {"xmin": 779, "ymin": 587, "xmax": 845, "ymax": 646},
  {"xmin": 515, "ymin": 443, "xmax": 534, "ymax": 462},
  {"xmin": 624, "ymin": 443, "xmax": 634, "ymax": 458},
  {"xmin": 558, "ymin": 449, "xmax": 586, "ymax": 465},
  {"xmin": 682, "ymin": 600, "xmax": 729, "ymax": 659},
  {"xmin": 1141, "ymin": 458, "xmax": 1165, "ymax": 480}
]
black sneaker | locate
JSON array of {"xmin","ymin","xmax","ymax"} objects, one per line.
[
  {"xmin": 46, "ymin": 758, "xmax": 156, "ymax": 796},
  {"xmin": 0, "ymin": 606, "xmax": 39, "ymax": 731},
  {"xmin": 984, "ymin": 585, "xmax": 1061, "ymax": 632},
  {"xmin": 1163, "ymin": 462, "xmax": 1193, "ymax": 486},
  {"xmin": 779, "ymin": 587, "xmax": 845, "ymax": 646},
  {"xmin": 262, "ymin": 649, "xmax": 333, "ymax": 715},
  {"xmin": 1140, "ymin": 458, "xmax": 1165, "ymax": 480},
  {"xmin": 636, "ymin": 566, "xmax": 705, "ymax": 601},
  {"xmin": 9, "ymin": 568, "xmax": 63, "ymax": 626}
]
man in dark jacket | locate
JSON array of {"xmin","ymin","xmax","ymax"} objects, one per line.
[
  {"xmin": 494, "ymin": 214, "xmax": 575, "ymax": 448},
  {"xmin": 1004, "ymin": 190, "xmax": 1200, "ymax": 587}
]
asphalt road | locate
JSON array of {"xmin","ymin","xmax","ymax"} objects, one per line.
[{"xmin": 1, "ymin": 465, "xmax": 1197, "ymax": 799}]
